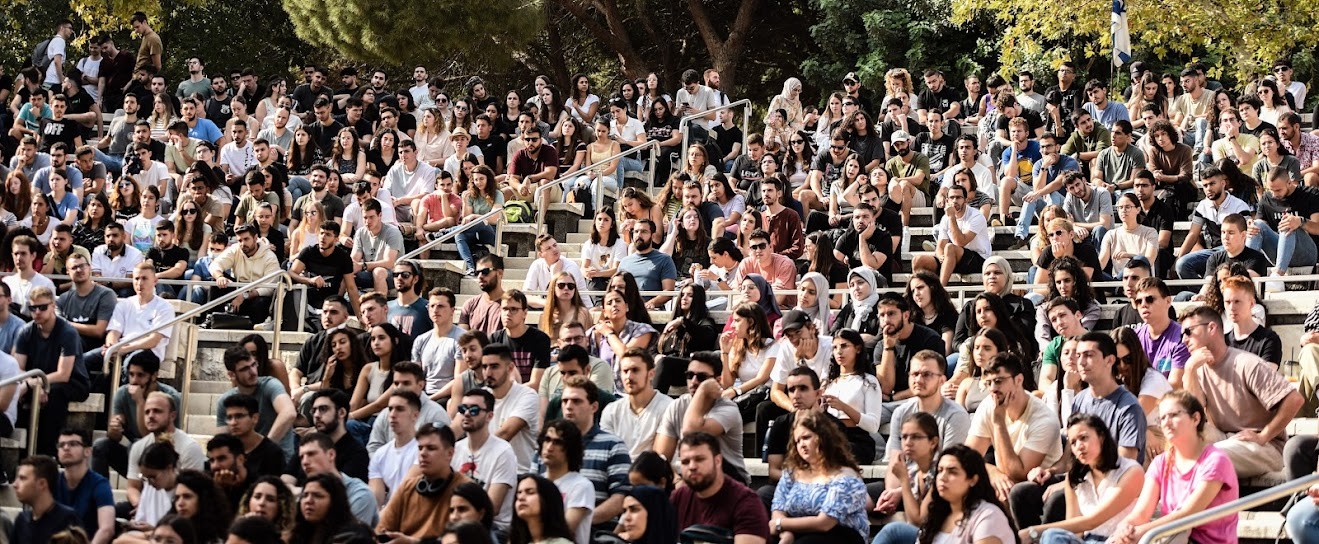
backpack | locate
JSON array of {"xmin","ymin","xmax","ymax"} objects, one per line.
[
  {"xmin": 503, "ymin": 200, "xmax": 533, "ymax": 223},
  {"xmin": 30, "ymin": 37, "xmax": 54, "ymax": 72}
]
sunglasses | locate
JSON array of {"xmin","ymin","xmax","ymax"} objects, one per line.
[
  {"xmin": 685, "ymin": 371, "xmax": 713, "ymax": 382},
  {"xmin": 182, "ymin": 209, "xmax": 198, "ymax": 215},
  {"xmin": 475, "ymin": 268, "xmax": 495, "ymax": 276},
  {"xmin": 555, "ymin": 283, "xmax": 576, "ymax": 290},
  {"xmin": 1047, "ymin": 230, "xmax": 1069, "ymax": 239},
  {"xmin": 29, "ymin": 303, "xmax": 50, "ymax": 312},
  {"xmin": 1133, "ymin": 294, "xmax": 1160, "ymax": 306},
  {"xmin": 830, "ymin": 145, "xmax": 847, "ymax": 151},
  {"xmin": 790, "ymin": 140, "xmax": 805, "ymax": 144},
  {"xmin": 749, "ymin": 242, "xmax": 768, "ymax": 250},
  {"xmin": 395, "ymin": 271, "xmax": 415, "ymax": 279},
  {"xmin": 456, "ymin": 404, "xmax": 486, "ymax": 417}
]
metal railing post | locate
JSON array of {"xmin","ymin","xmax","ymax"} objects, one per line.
[
  {"xmin": 532, "ymin": 141, "xmax": 660, "ymax": 229},
  {"xmin": 0, "ymin": 369, "xmax": 47, "ymax": 457},
  {"xmin": 395, "ymin": 208, "xmax": 506, "ymax": 263},
  {"xmin": 679, "ymin": 99, "xmax": 753, "ymax": 166},
  {"xmin": 1138, "ymin": 472, "xmax": 1319, "ymax": 544}
]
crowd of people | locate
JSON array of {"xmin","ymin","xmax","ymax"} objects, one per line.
[{"xmin": 5, "ymin": 9, "xmax": 1319, "ymax": 544}]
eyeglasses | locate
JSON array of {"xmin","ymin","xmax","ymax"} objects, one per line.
[
  {"xmin": 842, "ymin": 102, "xmax": 856, "ymax": 106},
  {"xmin": 311, "ymin": 404, "xmax": 334, "ymax": 413},
  {"xmin": 555, "ymin": 283, "xmax": 576, "ymax": 290},
  {"xmin": 29, "ymin": 303, "xmax": 50, "ymax": 312},
  {"xmin": 181, "ymin": 209, "xmax": 199, "ymax": 216},
  {"xmin": 456, "ymin": 404, "xmax": 486, "ymax": 417},
  {"xmin": 525, "ymin": 137, "xmax": 541, "ymax": 142},
  {"xmin": 57, "ymin": 440, "xmax": 84, "ymax": 449},
  {"xmin": 908, "ymin": 370, "xmax": 940, "ymax": 381},
  {"xmin": 685, "ymin": 371, "xmax": 713, "ymax": 382}
]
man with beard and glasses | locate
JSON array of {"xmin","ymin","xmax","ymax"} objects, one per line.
[
  {"xmin": 481, "ymin": 343, "xmax": 540, "ymax": 472},
  {"xmin": 618, "ymin": 218, "xmax": 677, "ymax": 311},
  {"xmin": 671, "ymin": 431, "xmax": 770, "ymax": 543},
  {"xmin": 451, "ymin": 387, "xmax": 517, "ymax": 534},
  {"xmin": 461, "ymin": 254, "xmax": 507, "ymax": 336},
  {"xmin": 283, "ymin": 389, "xmax": 369, "ymax": 484}
]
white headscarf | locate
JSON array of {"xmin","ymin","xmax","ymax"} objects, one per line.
[
  {"xmin": 847, "ymin": 266, "xmax": 881, "ymax": 331},
  {"xmin": 796, "ymin": 272, "xmax": 832, "ymax": 333}
]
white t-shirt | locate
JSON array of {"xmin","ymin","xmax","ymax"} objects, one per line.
[
  {"xmin": 452, "ymin": 435, "xmax": 519, "ymax": 531},
  {"xmin": 135, "ymin": 482, "xmax": 173, "ymax": 525},
  {"xmin": 2, "ymin": 273, "xmax": 56, "ymax": 314},
  {"xmin": 91, "ymin": 244, "xmax": 145, "ymax": 279},
  {"xmin": 76, "ymin": 57, "xmax": 101, "ymax": 101},
  {"xmin": 413, "ymin": 326, "xmax": 465, "ymax": 396},
  {"xmin": 768, "ymin": 336, "xmax": 832, "ymax": 385},
  {"xmin": 109, "ymin": 294, "xmax": 175, "ymax": 361},
  {"xmin": 600, "ymin": 392, "xmax": 673, "ymax": 458},
  {"xmin": 1076, "ymin": 456, "xmax": 1141, "ymax": 538},
  {"xmin": 934, "ymin": 207, "xmax": 992, "ymax": 259},
  {"xmin": 968, "ymin": 393, "xmax": 1064, "ymax": 469},
  {"xmin": 581, "ymin": 240, "xmax": 628, "ymax": 274},
  {"xmin": 675, "ymin": 85, "xmax": 722, "ymax": 129},
  {"xmin": 368, "ymin": 437, "xmax": 418, "ymax": 503},
  {"xmin": 127, "ymin": 431, "xmax": 206, "ymax": 481},
  {"xmin": 733, "ymin": 339, "xmax": 779, "ymax": 385},
  {"xmin": 565, "ymin": 94, "xmax": 601, "ymax": 123},
  {"xmin": 342, "ymin": 189, "xmax": 398, "ymax": 228},
  {"xmin": 130, "ymin": 161, "xmax": 171, "ymax": 194},
  {"xmin": 43, "ymin": 36, "xmax": 66, "ymax": 86},
  {"xmin": 219, "ymin": 142, "xmax": 257, "ymax": 176},
  {"xmin": 524, "ymin": 258, "xmax": 592, "ymax": 307},
  {"xmin": 1138, "ymin": 366, "xmax": 1173, "ymax": 426},
  {"xmin": 385, "ymin": 161, "xmax": 438, "ymax": 202},
  {"xmin": 611, "ymin": 117, "xmax": 646, "ymax": 143},
  {"xmin": 554, "ymin": 471, "xmax": 597, "ymax": 544},
  {"xmin": 488, "ymin": 383, "xmax": 541, "ymax": 472}
]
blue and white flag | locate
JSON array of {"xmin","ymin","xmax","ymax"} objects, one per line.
[{"xmin": 1112, "ymin": 0, "xmax": 1132, "ymax": 67}]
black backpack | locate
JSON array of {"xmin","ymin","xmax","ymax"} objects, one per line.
[{"xmin": 30, "ymin": 37, "xmax": 55, "ymax": 72}]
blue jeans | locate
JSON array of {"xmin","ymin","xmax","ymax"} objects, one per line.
[
  {"xmin": 1288, "ymin": 495, "xmax": 1319, "ymax": 542},
  {"xmin": 1040, "ymin": 528, "xmax": 1107, "ymax": 544},
  {"xmin": 619, "ymin": 156, "xmax": 644, "ymax": 178},
  {"xmin": 871, "ymin": 522, "xmax": 918, "ymax": 544},
  {"xmin": 346, "ymin": 417, "xmax": 374, "ymax": 447},
  {"xmin": 93, "ymin": 148, "xmax": 124, "ymax": 176},
  {"xmin": 946, "ymin": 352, "xmax": 961, "ymax": 378},
  {"xmin": 1016, "ymin": 192, "xmax": 1063, "ymax": 240},
  {"xmin": 1175, "ymin": 247, "xmax": 1220, "ymax": 279},
  {"xmin": 1247, "ymin": 219, "xmax": 1319, "ymax": 271},
  {"xmin": 449, "ymin": 222, "xmax": 497, "ymax": 271},
  {"xmin": 288, "ymin": 176, "xmax": 311, "ymax": 203}
]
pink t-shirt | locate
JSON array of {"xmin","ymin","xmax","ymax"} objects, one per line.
[{"xmin": 1148, "ymin": 444, "xmax": 1239, "ymax": 544}]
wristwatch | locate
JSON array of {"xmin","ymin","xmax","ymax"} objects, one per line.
[
  {"xmin": 774, "ymin": 518, "xmax": 783, "ymax": 534},
  {"xmin": 1028, "ymin": 528, "xmax": 1041, "ymax": 543}
]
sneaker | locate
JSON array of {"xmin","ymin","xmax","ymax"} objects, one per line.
[
  {"xmin": 1007, "ymin": 238, "xmax": 1030, "ymax": 251},
  {"xmin": 922, "ymin": 240, "xmax": 938, "ymax": 252},
  {"xmin": 1266, "ymin": 273, "xmax": 1286, "ymax": 293},
  {"xmin": 464, "ymin": 268, "xmax": 477, "ymax": 277},
  {"xmin": 990, "ymin": 217, "xmax": 1004, "ymax": 227}
]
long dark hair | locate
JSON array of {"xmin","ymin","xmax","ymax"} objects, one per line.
[
  {"xmin": 450, "ymin": 482, "xmax": 496, "ymax": 530},
  {"xmin": 152, "ymin": 515, "xmax": 198, "ymax": 544},
  {"xmin": 806, "ymin": 231, "xmax": 840, "ymax": 282},
  {"xmin": 678, "ymin": 283, "xmax": 714, "ymax": 326},
  {"xmin": 907, "ymin": 271, "xmax": 958, "ymax": 325},
  {"xmin": 172, "ymin": 470, "xmax": 232, "ymax": 540},
  {"xmin": 509, "ymin": 474, "xmax": 574, "ymax": 544},
  {"xmin": 589, "ymin": 208, "xmax": 621, "ymax": 247},
  {"xmin": 828, "ymin": 328, "xmax": 875, "ymax": 382},
  {"xmin": 444, "ymin": 521, "xmax": 495, "ymax": 544},
  {"xmin": 919, "ymin": 444, "xmax": 1018, "ymax": 544},
  {"xmin": 673, "ymin": 205, "xmax": 711, "ymax": 258},
  {"xmin": 609, "ymin": 272, "xmax": 653, "ymax": 325},
  {"xmin": 1065, "ymin": 414, "xmax": 1122, "ymax": 487},
  {"xmin": 968, "ymin": 293, "xmax": 1035, "ymax": 361},
  {"xmin": 320, "ymin": 327, "xmax": 368, "ymax": 390},
  {"xmin": 1203, "ymin": 260, "xmax": 1251, "ymax": 313},
  {"xmin": 1046, "ymin": 256, "xmax": 1096, "ymax": 311},
  {"xmin": 291, "ymin": 473, "xmax": 357, "ymax": 543},
  {"xmin": 1111, "ymin": 327, "xmax": 1152, "ymax": 393}
]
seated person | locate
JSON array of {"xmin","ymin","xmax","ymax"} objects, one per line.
[
  {"xmin": 911, "ymin": 184, "xmax": 991, "ymax": 286},
  {"xmin": 758, "ymin": 176, "xmax": 804, "ymax": 259},
  {"xmin": 964, "ymin": 353, "xmax": 1063, "ymax": 503},
  {"xmin": 1033, "ymin": 256, "xmax": 1102, "ymax": 347},
  {"xmin": 1131, "ymin": 277, "xmax": 1191, "ymax": 388},
  {"xmin": 91, "ymin": 351, "xmax": 180, "ymax": 478},
  {"xmin": 524, "ymin": 233, "xmax": 590, "ymax": 310},
  {"xmin": 208, "ymin": 224, "xmax": 281, "ymax": 324},
  {"xmin": 818, "ymin": 329, "xmax": 883, "ymax": 457},
  {"xmin": 879, "ymin": 350, "xmax": 970, "ymax": 490},
  {"xmin": 832, "ymin": 202, "xmax": 897, "ymax": 285},
  {"xmin": 1220, "ymin": 276, "xmax": 1281, "ymax": 364},
  {"xmin": 1007, "ymin": 132, "xmax": 1076, "ymax": 249},
  {"xmin": 738, "ymin": 229, "xmax": 799, "ymax": 307},
  {"xmin": 541, "ymin": 345, "xmax": 618, "ymax": 423},
  {"xmin": 830, "ymin": 267, "xmax": 884, "ymax": 343},
  {"xmin": 1033, "ymin": 217, "xmax": 1102, "ymax": 290},
  {"xmin": 367, "ymin": 391, "xmax": 422, "ymax": 507},
  {"xmin": 653, "ymin": 352, "xmax": 749, "ymax": 483},
  {"xmin": 215, "ymin": 346, "xmax": 297, "ymax": 462},
  {"xmin": 873, "ymin": 293, "xmax": 947, "ymax": 405},
  {"xmin": 12, "ymin": 455, "xmax": 81, "ymax": 543}
]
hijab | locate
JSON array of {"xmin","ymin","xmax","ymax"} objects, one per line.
[
  {"xmin": 982, "ymin": 255, "xmax": 1015, "ymax": 296},
  {"xmin": 623, "ymin": 486, "xmax": 678, "ymax": 544},
  {"xmin": 796, "ymin": 272, "xmax": 832, "ymax": 332},
  {"xmin": 848, "ymin": 266, "xmax": 881, "ymax": 331},
  {"xmin": 745, "ymin": 274, "xmax": 782, "ymax": 320}
]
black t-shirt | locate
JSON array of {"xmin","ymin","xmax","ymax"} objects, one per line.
[
  {"xmin": 491, "ymin": 326, "xmax": 553, "ymax": 384},
  {"xmin": 1243, "ymin": 120, "xmax": 1277, "ymax": 139},
  {"xmin": 995, "ymin": 109, "xmax": 1046, "ymax": 134},
  {"xmin": 472, "ymin": 134, "xmax": 505, "ymax": 168},
  {"xmin": 850, "ymin": 132, "xmax": 885, "ymax": 167},
  {"xmin": 713, "ymin": 125, "xmax": 743, "ymax": 165},
  {"xmin": 146, "ymin": 245, "xmax": 190, "ymax": 275},
  {"xmin": 290, "ymin": 84, "xmax": 333, "ymax": 114},
  {"xmin": 810, "ymin": 153, "xmax": 848, "ymax": 188},
  {"xmin": 294, "ymin": 244, "xmax": 354, "ymax": 300},
  {"xmin": 730, "ymin": 154, "xmax": 763, "ymax": 190},
  {"xmin": 1258, "ymin": 185, "xmax": 1319, "ymax": 234},
  {"xmin": 834, "ymin": 226, "xmax": 896, "ymax": 281},
  {"xmin": 246, "ymin": 436, "xmax": 288, "ymax": 479},
  {"xmin": 873, "ymin": 324, "xmax": 946, "ymax": 394},
  {"xmin": 205, "ymin": 94, "xmax": 234, "ymax": 129},
  {"xmin": 307, "ymin": 119, "xmax": 346, "ymax": 155},
  {"xmin": 38, "ymin": 118, "xmax": 81, "ymax": 151},
  {"xmin": 1138, "ymin": 198, "xmax": 1175, "ymax": 239},
  {"xmin": 1036, "ymin": 242, "xmax": 1103, "ymax": 273},
  {"xmin": 10, "ymin": 503, "xmax": 80, "ymax": 544},
  {"xmin": 1112, "ymin": 303, "xmax": 1143, "ymax": 329},
  {"xmin": 285, "ymin": 432, "xmax": 369, "ymax": 482},
  {"xmin": 14, "ymin": 318, "xmax": 88, "ymax": 392},
  {"xmin": 1227, "ymin": 325, "xmax": 1283, "ymax": 364},
  {"xmin": 646, "ymin": 117, "xmax": 679, "ymax": 144},
  {"xmin": 914, "ymin": 132, "xmax": 957, "ymax": 173},
  {"xmin": 1204, "ymin": 246, "xmax": 1270, "ymax": 278},
  {"xmin": 335, "ymin": 115, "xmax": 373, "ymax": 141},
  {"xmin": 258, "ymin": 228, "xmax": 288, "ymax": 264},
  {"xmin": 918, "ymin": 86, "xmax": 962, "ymax": 115}
]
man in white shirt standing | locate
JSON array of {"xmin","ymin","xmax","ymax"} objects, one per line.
[
  {"xmin": 913, "ymin": 184, "xmax": 991, "ymax": 286},
  {"xmin": 482, "ymin": 343, "xmax": 540, "ymax": 472},
  {"xmin": 451, "ymin": 387, "xmax": 518, "ymax": 533},
  {"xmin": 674, "ymin": 69, "xmax": 719, "ymax": 130},
  {"xmin": 42, "ymin": 20, "xmax": 73, "ymax": 90},
  {"xmin": 384, "ymin": 139, "xmax": 436, "ymax": 224}
]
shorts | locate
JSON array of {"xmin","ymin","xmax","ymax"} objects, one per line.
[
  {"xmin": 354, "ymin": 268, "xmax": 393, "ymax": 289},
  {"xmin": 941, "ymin": 247, "xmax": 987, "ymax": 274}
]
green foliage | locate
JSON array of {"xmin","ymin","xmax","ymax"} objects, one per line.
[
  {"xmin": 951, "ymin": 0, "xmax": 1319, "ymax": 83},
  {"xmin": 281, "ymin": 0, "xmax": 545, "ymax": 71}
]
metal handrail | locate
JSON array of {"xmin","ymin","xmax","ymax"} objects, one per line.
[
  {"xmin": 104, "ymin": 269, "xmax": 291, "ymax": 423},
  {"xmin": 0, "ymin": 369, "xmax": 47, "ymax": 457},
  {"xmin": 533, "ymin": 140, "xmax": 661, "ymax": 228},
  {"xmin": 1138, "ymin": 472, "xmax": 1319, "ymax": 544},
  {"xmin": 679, "ymin": 98, "xmax": 752, "ymax": 165},
  {"xmin": 398, "ymin": 207, "xmax": 505, "ymax": 263}
]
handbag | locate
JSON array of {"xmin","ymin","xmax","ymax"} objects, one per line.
[
  {"xmin": 202, "ymin": 312, "xmax": 254, "ymax": 330},
  {"xmin": 733, "ymin": 383, "xmax": 770, "ymax": 420}
]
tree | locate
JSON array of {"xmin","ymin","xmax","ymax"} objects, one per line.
[{"xmin": 951, "ymin": 0, "xmax": 1319, "ymax": 82}]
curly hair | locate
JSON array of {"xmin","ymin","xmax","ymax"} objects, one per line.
[
  {"xmin": 784, "ymin": 410, "xmax": 860, "ymax": 474},
  {"xmin": 237, "ymin": 475, "xmax": 296, "ymax": 536}
]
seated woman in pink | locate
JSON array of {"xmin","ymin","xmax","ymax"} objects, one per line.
[{"xmin": 1109, "ymin": 390, "xmax": 1239, "ymax": 544}]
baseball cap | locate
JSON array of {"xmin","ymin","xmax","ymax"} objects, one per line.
[
  {"xmin": 780, "ymin": 309, "xmax": 812, "ymax": 332},
  {"xmin": 843, "ymin": 72, "xmax": 859, "ymax": 84},
  {"xmin": 891, "ymin": 130, "xmax": 911, "ymax": 144}
]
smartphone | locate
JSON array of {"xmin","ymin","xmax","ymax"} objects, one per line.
[{"xmin": 376, "ymin": 534, "xmax": 393, "ymax": 543}]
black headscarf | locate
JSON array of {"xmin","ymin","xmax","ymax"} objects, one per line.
[{"xmin": 624, "ymin": 485, "xmax": 678, "ymax": 544}]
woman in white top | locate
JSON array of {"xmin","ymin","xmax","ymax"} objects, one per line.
[
  {"xmin": 881, "ymin": 68, "xmax": 919, "ymax": 121},
  {"xmin": 1100, "ymin": 193, "xmax": 1159, "ymax": 275},
  {"xmin": 255, "ymin": 78, "xmax": 288, "ymax": 124},
  {"xmin": 1112, "ymin": 327, "xmax": 1172, "ymax": 459},
  {"xmin": 815, "ymin": 92, "xmax": 847, "ymax": 150},
  {"xmin": 565, "ymin": 74, "xmax": 601, "ymax": 124},
  {"xmin": 917, "ymin": 444, "xmax": 1017, "ymax": 544},
  {"xmin": 821, "ymin": 328, "xmax": 883, "ymax": 435},
  {"xmin": 580, "ymin": 209, "xmax": 628, "ymax": 297},
  {"xmin": 414, "ymin": 107, "xmax": 453, "ymax": 168},
  {"xmin": 719, "ymin": 301, "xmax": 778, "ymax": 419},
  {"xmin": 1256, "ymin": 79, "xmax": 1292, "ymax": 126},
  {"xmin": 1019, "ymin": 414, "xmax": 1144, "ymax": 544}
]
